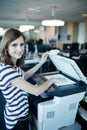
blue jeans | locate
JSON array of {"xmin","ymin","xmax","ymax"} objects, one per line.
[{"xmin": 6, "ymin": 119, "xmax": 29, "ymax": 130}]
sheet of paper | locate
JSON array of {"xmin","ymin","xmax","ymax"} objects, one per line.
[{"xmin": 44, "ymin": 74, "xmax": 75, "ymax": 86}]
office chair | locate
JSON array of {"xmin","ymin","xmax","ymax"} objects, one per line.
[
  {"xmin": 37, "ymin": 44, "xmax": 52, "ymax": 52},
  {"xmin": 70, "ymin": 43, "xmax": 79, "ymax": 58},
  {"xmin": 84, "ymin": 42, "xmax": 87, "ymax": 49},
  {"xmin": 0, "ymin": 90, "xmax": 6, "ymax": 130},
  {"xmin": 79, "ymin": 54, "xmax": 87, "ymax": 77}
]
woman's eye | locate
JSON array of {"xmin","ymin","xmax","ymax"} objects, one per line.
[
  {"xmin": 11, "ymin": 43, "xmax": 24, "ymax": 47},
  {"xmin": 21, "ymin": 43, "xmax": 24, "ymax": 46},
  {"xmin": 12, "ymin": 44, "xmax": 17, "ymax": 47}
]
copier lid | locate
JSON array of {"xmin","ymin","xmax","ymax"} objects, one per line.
[{"xmin": 48, "ymin": 50, "xmax": 87, "ymax": 84}]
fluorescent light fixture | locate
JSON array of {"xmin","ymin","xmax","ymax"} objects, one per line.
[
  {"xmin": 19, "ymin": 25, "xmax": 35, "ymax": 32},
  {"xmin": 0, "ymin": 27, "xmax": 5, "ymax": 36},
  {"xmin": 0, "ymin": 27, "xmax": 4, "ymax": 32},
  {"xmin": 42, "ymin": 19, "xmax": 65, "ymax": 26},
  {"xmin": 33, "ymin": 30, "xmax": 40, "ymax": 33},
  {"xmin": 82, "ymin": 14, "xmax": 87, "ymax": 17},
  {"xmin": 27, "ymin": 8, "xmax": 35, "ymax": 11}
]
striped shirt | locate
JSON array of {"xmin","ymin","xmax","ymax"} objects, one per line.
[{"xmin": 0, "ymin": 63, "xmax": 29, "ymax": 129}]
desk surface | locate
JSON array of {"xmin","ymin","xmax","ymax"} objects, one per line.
[{"xmin": 25, "ymin": 55, "xmax": 40, "ymax": 64}]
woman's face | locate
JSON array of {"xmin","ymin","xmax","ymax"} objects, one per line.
[{"xmin": 8, "ymin": 36, "xmax": 25, "ymax": 64}]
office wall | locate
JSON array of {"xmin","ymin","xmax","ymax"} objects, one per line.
[
  {"xmin": 57, "ymin": 25, "xmax": 67, "ymax": 50},
  {"xmin": 23, "ymin": 31, "xmax": 30, "ymax": 41},
  {"xmin": 45, "ymin": 26, "xmax": 55, "ymax": 44},
  {"xmin": 39, "ymin": 26, "xmax": 45, "ymax": 43},
  {"xmin": 85, "ymin": 19, "xmax": 87, "ymax": 42},
  {"xmin": 67, "ymin": 22, "xmax": 74, "ymax": 43},
  {"xmin": 59, "ymin": 24, "xmax": 67, "ymax": 43},
  {"xmin": 72, "ymin": 23, "xmax": 78, "ymax": 42},
  {"xmin": 78, "ymin": 22, "xmax": 85, "ymax": 44}
]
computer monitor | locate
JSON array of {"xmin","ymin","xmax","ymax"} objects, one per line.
[
  {"xmin": 63, "ymin": 43, "xmax": 71, "ymax": 52},
  {"xmin": 84, "ymin": 43, "xmax": 87, "ymax": 49}
]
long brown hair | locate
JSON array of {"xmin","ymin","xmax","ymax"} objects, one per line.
[{"xmin": 0, "ymin": 28, "xmax": 25, "ymax": 67}]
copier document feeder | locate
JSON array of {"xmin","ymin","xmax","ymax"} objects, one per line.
[{"xmin": 29, "ymin": 50, "xmax": 87, "ymax": 130}]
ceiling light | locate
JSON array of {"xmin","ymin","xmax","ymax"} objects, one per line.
[
  {"xmin": 27, "ymin": 8, "xmax": 35, "ymax": 11},
  {"xmin": 19, "ymin": 25, "xmax": 35, "ymax": 32},
  {"xmin": 0, "ymin": 27, "xmax": 3, "ymax": 32},
  {"xmin": 42, "ymin": 19, "xmax": 65, "ymax": 26},
  {"xmin": 82, "ymin": 14, "xmax": 87, "ymax": 17},
  {"xmin": 0, "ymin": 27, "xmax": 5, "ymax": 36},
  {"xmin": 41, "ymin": 5, "xmax": 64, "ymax": 27},
  {"xmin": 33, "ymin": 30, "xmax": 40, "ymax": 33},
  {"xmin": 27, "ymin": 7, "xmax": 40, "ymax": 13}
]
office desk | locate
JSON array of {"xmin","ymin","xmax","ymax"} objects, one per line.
[
  {"xmin": 25, "ymin": 55, "xmax": 40, "ymax": 65},
  {"xmin": 22, "ymin": 55, "xmax": 56, "ymax": 73},
  {"xmin": 22, "ymin": 55, "xmax": 41, "ymax": 72}
]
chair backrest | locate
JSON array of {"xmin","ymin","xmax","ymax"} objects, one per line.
[
  {"xmin": 37, "ymin": 45, "xmax": 52, "ymax": 52},
  {"xmin": 84, "ymin": 43, "xmax": 87, "ymax": 49},
  {"xmin": 70, "ymin": 43, "xmax": 79, "ymax": 57},
  {"xmin": 0, "ymin": 90, "xmax": 6, "ymax": 130},
  {"xmin": 79, "ymin": 54, "xmax": 87, "ymax": 77},
  {"xmin": 71, "ymin": 43, "xmax": 79, "ymax": 50}
]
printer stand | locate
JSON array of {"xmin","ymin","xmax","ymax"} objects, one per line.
[
  {"xmin": 76, "ymin": 106, "xmax": 87, "ymax": 130},
  {"xmin": 59, "ymin": 122, "xmax": 81, "ymax": 130},
  {"xmin": 31, "ymin": 117, "xmax": 81, "ymax": 130}
]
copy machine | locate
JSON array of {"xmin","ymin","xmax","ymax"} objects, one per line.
[{"xmin": 29, "ymin": 50, "xmax": 87, "ymax": 130}]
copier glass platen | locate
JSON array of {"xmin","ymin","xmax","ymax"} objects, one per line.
[{"xmin": 29, "ymin": 50, "xmax": 87, "ymax": 130}]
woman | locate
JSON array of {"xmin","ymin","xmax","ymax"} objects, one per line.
[{"xmin": 0, "ymin": 28, "xmax": 58, "ymax": 130}]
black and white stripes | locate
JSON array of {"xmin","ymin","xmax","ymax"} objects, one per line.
[{"xmin": 0, "ymin": 64, "xmax": 29, "ymax": 129}]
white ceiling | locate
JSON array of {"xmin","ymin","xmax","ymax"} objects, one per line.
[{"xmin": 0, "ymin": 0, "xmax": 87, "ymax": 28}]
